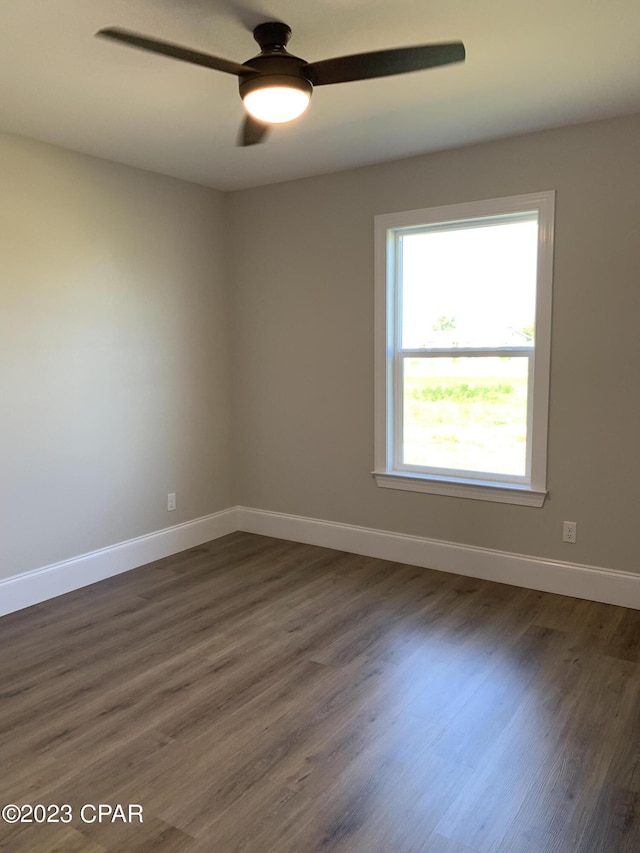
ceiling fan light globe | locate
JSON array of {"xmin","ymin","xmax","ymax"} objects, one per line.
[{"xmin": 243, "ymin": 85, "xmax": 310, "ymax": 123}]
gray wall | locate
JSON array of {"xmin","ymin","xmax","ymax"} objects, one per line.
[
  {"xmin": 228, "ymin": 113, "xmax": 640, "ymax": 574},
  {"xmin": 0, "ymin": 132, "xmax": 232, "ymax": 580},
  {"xmin": 3, "ymin": 113, "xmax": 639, "ymax": 586}
]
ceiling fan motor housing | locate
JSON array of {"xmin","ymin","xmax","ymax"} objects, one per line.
[{"xmin": 238, "ymin": 22, "xmax": 313, "ymax": 103}]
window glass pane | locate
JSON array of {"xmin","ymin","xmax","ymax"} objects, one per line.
[
  {"xmin": 402, "ymin": 357, "xmax": 529, "ymax": 477},
  {"xmin": 400, "ymin": 218, "xmax": 538, "ymax": 349}
]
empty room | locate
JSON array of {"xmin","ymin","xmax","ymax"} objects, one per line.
[{"xmin": 1, "ymin": 2, "xmax": 640, "ymax": 851}]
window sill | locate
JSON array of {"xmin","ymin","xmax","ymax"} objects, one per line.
[{"xmin": 372, "ymin": 471, "xmax": 547, "ymax": 507}]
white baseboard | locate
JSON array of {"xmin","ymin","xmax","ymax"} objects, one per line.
[
  {"xmin": 0, "ymin": 508, "xmax": 238, "ymax": 618},
  {"xmin": 237, "ymin": 507, "xmax": 640, "ymax": 610},
  {"xmin": 3, "ymin": 505, "xmax": 639, "ymax": 618}
]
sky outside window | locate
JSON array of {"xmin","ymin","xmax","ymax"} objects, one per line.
[{"xmin": 400, "ymin": 217, "xmax": 538, "ymax": 350}]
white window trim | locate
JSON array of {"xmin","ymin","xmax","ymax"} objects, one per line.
[{"xmin": 373, "ymin": 191, "xmax": 555, "ymax": 507}]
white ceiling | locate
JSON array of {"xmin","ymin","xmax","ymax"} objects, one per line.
[{"xmin": 1, "ymin": 0, "xmax": 639, "ymax": 191}]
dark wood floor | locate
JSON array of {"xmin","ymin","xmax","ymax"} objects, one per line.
[{"xmin": 1, "ymin": 532, "xmax": 640, "ymax": 852}]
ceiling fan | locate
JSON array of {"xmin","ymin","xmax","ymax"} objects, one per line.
[{"xmin": 96, "ymin": 21, "xmax": 465, "ymax": 147}]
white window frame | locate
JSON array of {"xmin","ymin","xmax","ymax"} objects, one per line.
[{"xmin": 373, "ymin": 191, "xmax": 555, "ymax": 507}]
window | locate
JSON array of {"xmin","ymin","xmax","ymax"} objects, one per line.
[{"xmin": 374, "ymin": 191, "xmax": 554, "ymax": 506}]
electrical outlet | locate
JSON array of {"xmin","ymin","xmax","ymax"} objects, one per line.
[
  {"xmin": 167, "ymin": 493, "xmax": 176, "ymax": 512},
  {"xmin": 562, "ymin": 521, "xmax": 577, "ymax": 543}
]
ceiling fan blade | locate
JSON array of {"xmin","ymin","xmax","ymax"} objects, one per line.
[
  {"xmin": 96, "ymin": 27, "xmax": 258, "ymax": 77},
  {"xmin": 238, "ymin": 115, "xmax": 270, "ymax": 147},
  {"xmin": 306, "ymin": 41, "xmax": 465, "ymax": 86}
]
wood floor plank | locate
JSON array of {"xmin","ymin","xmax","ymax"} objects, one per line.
[
  {"xmin": 422, "ymin": 835, "xmax": 481, "ymax": 853},
  {"xmin": 603, "ymin": 608, "xmax": 640, "ymax": 661},
  {"xmin": 494, "ymin": 654, "xmax": 640, "ymax": 852},
  {"xmin": 79, "ymin": 817, "xmax": 195, "ymax": 853},
  {"xmin": 1, "ymin": 532, "xmax": 639, "ymax": 852},
  {"xmin": 426, "ymin": 624, "xmax": 568, "ymax": 769},
  {"xmin": 14, "ymin": 827, "xmax": 107, "ymax": 853}
]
